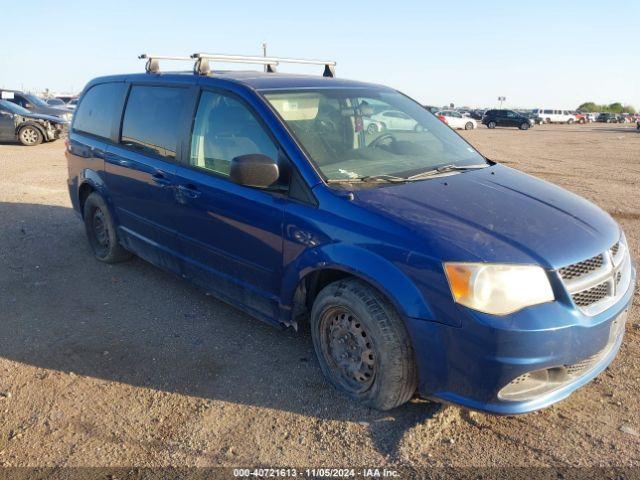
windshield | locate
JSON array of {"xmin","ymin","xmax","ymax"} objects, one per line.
[
  {"xmin": 263, "ymin": 89, "xmax": 486, "ymax": 183},
  {"xmin": 0, "ymin": 100, "xmax": 31, "ymax": 115},
  {"xmin": 24, "ymin": 94, "xmax": 48, "ymax": 107}
]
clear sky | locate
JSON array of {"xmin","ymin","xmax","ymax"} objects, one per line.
[{"xmin": 2, "ymin": 0, "xmax": 638, "ymax": 109}]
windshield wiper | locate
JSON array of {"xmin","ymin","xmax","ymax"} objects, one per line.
[
  {"xmin": 327, "ymin": 174, "xmax": 408, "ymax": 184},
  {"xmin": 406, "ymin": 164, "xmax": 487, "ymax": 181}
]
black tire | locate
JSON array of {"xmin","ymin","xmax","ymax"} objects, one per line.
[
  {"xmin": 310, "ymin": 278, "xmax": 417, "ymax": 410},
  {"xmin": 567, "ymin": 118, "xmax": 574, "ymax": 124},
  {"xmin": 464, "ymin": 121, "xmax": 474, "ymax": 130},
  {"xmin": 519, "ymin": 122, "xmax": 530, "ymax": 130},
  {"xmin": 83, "ymin": 192, "xmax": 132, "ymax": 263},
  {"xmin": 18, "ymin": 125, "xmax": 43, "ymax": 146},
  {"xmin": 487, "ymin": 121, "xmax": 496, "ymax": 129}
]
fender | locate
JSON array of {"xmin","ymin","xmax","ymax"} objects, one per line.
[
  {"xmin": 17, "ymin": 121, "xmax": 47, "ymax": 139},
  {"xmin": 280, "ymin": 242, "xmax": 435, "ymax": 324},
  {"xmin": 76, "ymin": 169, "xmax": 121, "ymax": 224}
]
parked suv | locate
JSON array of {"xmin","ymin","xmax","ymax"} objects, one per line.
[
  {"xmin": 482, "ymin": 110, "xmax": 533, "ymax": 130},
  {"xmin": 66, "ymin": 55, "xmax": 635, "ymax": 414}
]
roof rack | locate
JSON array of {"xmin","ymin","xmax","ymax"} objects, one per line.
[
  {"xmin": 191, "ymin": 53, "xmax": 337, "ymax": 77},
  {"xmin": 138, "ymin": 53, "xmax": 337, "ymax": 77}
]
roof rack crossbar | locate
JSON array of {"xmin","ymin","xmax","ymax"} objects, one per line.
[
  {"xmin": 191, "ymin": 53, "xmax": 336, "ymax": 77},
  {"xmin": 138, "ymin": 54, "xmax": 199, "ymax": 74}
]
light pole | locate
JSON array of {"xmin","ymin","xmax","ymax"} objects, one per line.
[{"xmin": 498, "ymin": 96, "xmax": 506, "ymax": 108}]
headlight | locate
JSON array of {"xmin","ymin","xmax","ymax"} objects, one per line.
[
  {"xmin": 444, "ymin": 263, "xmax": 554, "ymax": 315},
  {"xmin": 62, "ymin": 112, "xmax": 73, "ymax": 121}
]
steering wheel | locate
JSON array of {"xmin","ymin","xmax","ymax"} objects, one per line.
[{"xmin": 369, "ymin": 132, "xmax": 397, "ymax": 149}]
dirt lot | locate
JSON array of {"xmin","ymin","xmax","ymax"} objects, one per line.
[{"xmin": 0, "ymin": 123, "xmax": 639, "ymax": 474}]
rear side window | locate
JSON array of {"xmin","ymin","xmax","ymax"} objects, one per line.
[
  {"xmin": 73, "ymin": 83, "xmax": 126, "ymax": 139},
  {"xmin": 121, "ymin": 85, "xmax": 190, "ymax": 159}
]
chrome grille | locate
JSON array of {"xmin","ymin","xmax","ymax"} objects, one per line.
[
  {"xmin": 611, "ymin": 242, "xmax": 620, "ymax": 257},
  {"xmin": 558, "ymin": 237, "xmax": 631, "ymax": 316},
  {"xmin": 558, "ymin": 254, "xmax": 603, "ymax": 281},
  {"xmin": 572, "ymin": 283, "xmax": 609, "ymax": 307}
]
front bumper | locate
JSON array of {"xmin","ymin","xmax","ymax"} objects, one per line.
[{"xmin": 405, "ymin": 263, "xmax": 636, "ymax": 415}]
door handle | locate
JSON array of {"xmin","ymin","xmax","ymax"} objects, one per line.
[
  {"xmin": 151, "ymin": 172, "xmax": 172, "ymax": 187},
  {"xmin": 176, "ymin": 184, "xmax": 201, "ymax": 199}
]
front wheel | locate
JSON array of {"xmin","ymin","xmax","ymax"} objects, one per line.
[
  {"xmin": 487, "ymin": 121, "xmax": 496, "ymax": 129},
  {"xmin": 83, "ymin": 192, "xmax": 132, "ymax": 263},
  {"xmin": 311, "ymin": 279, "xmax": 417, "ymax": 411},
  {"xmin": 464, "ymin": 121, "xmax": 474, "ymax": 130},
  {"xmin": 18, "ymin": 125, "xmax": 43, "ymax": 146},
  {"xmin": 519, "ymin": 122, "xmax": 530, "ymax": 130}
]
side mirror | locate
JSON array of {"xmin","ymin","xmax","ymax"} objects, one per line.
[{"xmin": 230, "ymin": 154, "xmax": 279, "ymax": 189}]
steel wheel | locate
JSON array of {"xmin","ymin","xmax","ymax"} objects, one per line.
[
  {"xmin": 367, "ymin": 123, "xmax": 378, "ymax": 135},
  {"xmin": 319, "ymin": 306, "xmax": 376, "ymax": 393},
  {"xmin": 19, "ymin": 126, "xmax": 42, "ymax": 146},
  {"xmin": 91, "ymin": 208, "xmax": 110, "ymax": 257}
]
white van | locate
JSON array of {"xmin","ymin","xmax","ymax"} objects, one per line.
[{"xmin": 532, "ymin": 109, "xmax": 576, "ymax": 124}]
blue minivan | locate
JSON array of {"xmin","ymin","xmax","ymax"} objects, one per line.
[{"xmin": 66, "ymin": 54, "xmax": 635, "ymax": 414}]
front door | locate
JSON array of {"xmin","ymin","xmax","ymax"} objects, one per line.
[
  {"xmin": 172, "ymin": 89, "xmax": 287, "ymax": 321},
  {"xmin": 0, "ymin": 108, "xmax": 15, "ymax": 140}
]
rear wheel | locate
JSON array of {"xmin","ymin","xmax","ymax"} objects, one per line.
[
  {"xmin": 487, "ymin": 121, "xmax": 496, "ymax": 129},
  {"xmin": 464, "ymin": 121, "xmax": 474, "ymax": 130},
  {"xmin": 18, "ymin": 126, "xmax": 43, "ymax": 146},
  {"xmin": 311, "ymin": 279, "xmax": 417, "ymax": 410},
  {"xmin": 83, "ymin": 192, "xmax": 132, "ymax": 263}
]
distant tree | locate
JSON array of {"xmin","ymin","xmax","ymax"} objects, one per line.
[
  {"xmin": 577, "ymin": 101, "xmax": 636, "ymax": 113},
  {"xmin": 578, "ymin": 102, "xmax": 598, "ymax": 112},
  {"xmin": 608, "ymin": 102, "xmax": 623, "ymax": 113}
]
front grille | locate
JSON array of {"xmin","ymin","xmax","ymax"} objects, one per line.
[
  {"xmin": 572, "ymin": 282, "xmax": 609, "ymax": 307},
  {"xmin": 564, "ymin": 353, "xmax": 600, "ymax": 376},
  {"xmin": 558, "ymin": 254, "xmax": 603, "ymax": 281},
  {"xmin": 557, "ymin": 238, "xmax": 631, "ymax": 315},
  {"xmin": 610, "ymin": 242, "xmax": 620, "ymax": 257}
]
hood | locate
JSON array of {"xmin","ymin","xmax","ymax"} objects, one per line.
[
  {"xmin": 353, "ymin": 164, "xmax": 620, "ymax": 268},
  {"xmin": 30, "ymin": 105, "xmax": 72, "ymax": 118},
  {"xmin": 20, "ymin": 111, "xmax": 69, "ymax": 124}
]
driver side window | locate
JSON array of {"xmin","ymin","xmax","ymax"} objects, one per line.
[{"xmin": 190, "ymin": 91, "xmax": 278, "ymax": 176}]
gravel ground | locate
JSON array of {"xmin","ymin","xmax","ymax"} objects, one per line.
[{"xmin": 0, "ymin": 123, "xmax": 638, "ymax": 475}]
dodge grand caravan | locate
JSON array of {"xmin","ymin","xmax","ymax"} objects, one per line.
[{"xmin": 66, "ymin": 53, "xmax": 636, "ymax": 414}]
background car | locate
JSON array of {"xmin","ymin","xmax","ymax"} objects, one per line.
[
  {"xmin": 0, "ymin": 90, "xmax": 73, "ymax": 121},
  {"xmin": 436, "ymin": 110, "xmax": 477, "ymax": 130},
  {"xmin": 483, "ymin": 109, "xmax": 533, "ymax": 130},
  {"xmin": 46, "ymin": 98, "xmax": 67, "ymax": 107},
  {"xmin": 597, "ymin": 112, "xmax": 618, "ymax": 123},
  {"xmin": 0, "ymin": 99, "xmax": 68, "ymax": 146},
  {"xmin": 370, "ymin": 109, "xmax": 422, "ymax": 131},
  {"xmin": 532, "ymin": 109, "xmax": 576, "ymax": 124}
]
